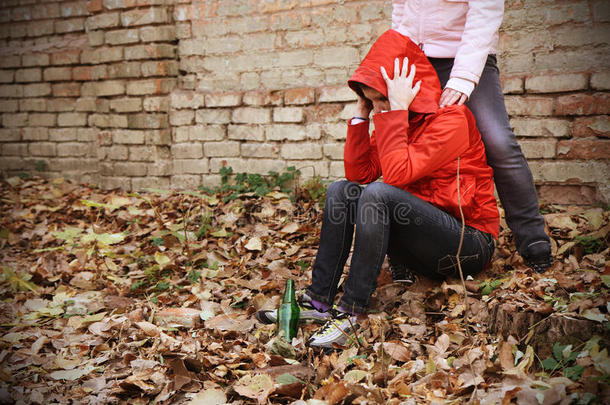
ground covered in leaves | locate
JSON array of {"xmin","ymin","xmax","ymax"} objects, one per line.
[{"xmin": 0, "ymin": 176, "xmax": 609, "ymax": 405}]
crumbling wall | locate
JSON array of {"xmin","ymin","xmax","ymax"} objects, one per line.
[{"xmin": 0, "ymin": 0, "xmax": 608, "ymax": 203}]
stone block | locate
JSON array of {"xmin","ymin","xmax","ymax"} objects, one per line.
[
  {"xmin": 172, "ymin": 143, "xmax": 203, "ymax": 159},
  {"xmin": 322, "ymin": 123, "xmax": 346, "ymax": 140},
  {"xmin": 57, "ymin": 112, "xmax": 87, "ymax": 127},
  {"xmin": 55, "ymin": 18, "xmax": 86, "ymax": 34},
  {"xmin": 146, "ymin": 129, "xmax": 171, "ymax": 145},
  {"xmin": 501, "ymin": 75, "xmax": 524, "ymax": 94},
  {"xmin": 50, "ymin": 50, "xmax": 81, "ymax": 66},
  {"xmin": 273, "ymin": 107, "xmax": 304, "ymax": 123},
  {"xmin": 286, "ymin": 160, "xmax": 329, "ymax": 178},
  {"xmin": 129, "ymin": 145, "xmax": 156, "ymax": 161},
  {"xmin": 49, "ymin": 128, "xmax": 77, "ymax": 141},
  {"xmin": 61, "ymin": 2, "xmax": 89, "ymax": 17},
  {"xmin": 128, "ymin": 113, "xmax": 167, "ymax": 129},
  {"xmin": 323, "ymin": 143, "xmax": 344, "ymax": 160},
  {"xmin": 0, "ymin": 100, "xmax": 18, "ymax": 112},
  {"xmin": 329, "ymin": 161, "xmax": 345, "ymax": 178},
  {"xmin": 228, "ymin": 125, "xmax": 265, "ymax": 141},
  {"xmin": 110, "ymin": 98, "xmax": 142, "ymax": 113},
  {"xmin": 107, "ymin": 145, "xmax": 128, "ymax": 160},
  {"xmin": 57, "ymin": 142, "xmax": 87, "ymax": 157},
  {"xmin": 240, "ymin": 142, "xmax": 279, "ymax": 158},
  {"xmin": 22, "ymin": 54, "xmax": 48, "ymax": 67},
  {"xmin": 281, "ymin": 143, "xmax": 323, "ymax": 160},
  {"xmin": 232, "ymin": 107, "xmax": 270, "ymax": 124},
  {"xmin": 29, "ymin": 142, "xmax": 56, "ymax": 156},
  {"xmin": 510, "ymin": 118, "xmax": 571, "ymax": 138},
  {"xmin": 121, "ymin": 7, "xmax": 169, "ymax": 27},
  {"xmin": 86, "ymin": 12, "xmax": 120, "ymax": 30},
  {"xmin": 171, "ymin": 90, "xmax": 204, "ymax": 109},
  {"xmin": 15, "ymin": 68, "xmax": 41, "ymax": 83},
  {"xmin": 47, "ymin": 98, "xmax": 76, "ymax": 112},
  {"xmin": 147, "ymin": 160, "xmax": 172, "ymax": 176},
  {"xmin": 141, "ymin": 61, "xmax": 179, "ymax": 77},
  {"xmin": 73, "ymin": 66, "xmax": 108, "ymax": 81},
  {"xmin": 205, "ymin": 92, "xmax": 242, "ymax": 107},
  {"xmin": 105, "ymin": 28, "xmax": 139, "ymax": 45},
  {"xmin": 169, "ymin": 110, "xmax": 194, "ymax": 126},
  {"xmin": 0, "ymin": 129, "xmax": 21, "ymax": 142},
  {"xmin": 27, "ymin": 20, "xmax": 54, "ymax": 37},
  {"xmin": 314, "ymin": 46, "xmax": 359, "ymax": 68},
  {"xmin": 0, "ymin": 84, "xmax": 24, "ymax": 98},
  {"xmin": 2, "ymin": 143, "xmax": 27, "ymax": 156},
  {"xmin": 266, "ymin": 124, "xmax": 321, "ymax": 141},
  {"xmin": 505, "ymin": 96, "xmax": 554, "ymax": 116},
  {"xmin": 143, "ymin": 96, "xmax": 169, "ymax": 112},
  {"xmin": 518, "ymin": 139, "xmax": 557, "ymax": 159},
  {"xmin": 2, "ymin": 113, "xmax": 28, "ymax": 127},
  {"xmin": 22, "ymin": 127, "xmax": 48, "ymax": 141},
  {"xmin": 204, "ymin": 141, "xmax": 240, "ymax": 157},
  {"xmin": 242, "ymin": 90, "xmax": 282, "ymax": 106},
  {"xmin": 173, "ymin": 159, "xmax": 208, "ymax": 174},
  {"xmin": 318, "ymin": 85, "xmax": 357, "ymax": 103},
  {"xmin": 190, "ymin": 125, "xmax": 225, "ymax": 141},
  {"xmin": 196, "ymin": 109, "xmax": 231, "ymax": 124},
  {"xmin": 529, "ymin": 161, "xmax": 610, "ymax": 184},
  {"xmin": 0, "ymin": 70, "xmax": 15, "ymax": 84},
  {"xmin": 126, "ymin": 78, "xmax": 176, "ymax": 95},
  {"xmin": 170, "ymin": 175, "xmax": 201, "ymax": 190},
  {"xmin": 89, "ymin": 113, "xmax": 128, "ymax": 128},
  {"xmin": 29, "ymin": 113, "xmax": 56, "ymax": 127},
  {"xmin": 285, "ymin": 88, "xmax": 315, "ymax": 105},
  {"xmin": 124, "ymin": 44, "xmax": 175, "ymax": 60},
  {"xmin": 43, "ymin": 67, "xmax": 72, "ymax": 82},
  {"xmin": 525, "ymin": 73, "xmax": 589, "ymax": 93},
  {"xmin": 113, "ymin": 161, "xmax": 148, "ymax": 177},
  {"xmin": 51, "ymin": 83, "xmax": 79, "ymax": 97},
  {"xmin": 591, "ymin": 72, "xmax": 610, "ymax": 90},
  {"xmin": 139, "ymin": 25, "xmax": 175, "ymax": 42}
]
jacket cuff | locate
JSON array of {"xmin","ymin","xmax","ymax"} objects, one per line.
[{"xmin": 446, "ymin": 77, "xmax": 476, "ymax": 99}]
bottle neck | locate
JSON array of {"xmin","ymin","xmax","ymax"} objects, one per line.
[{"xmin": 283, "ymin": 279, "xmax": 295, "ymax": 303}]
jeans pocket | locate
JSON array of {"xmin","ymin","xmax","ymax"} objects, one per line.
[{"xmin": 436, "ymin": 253, "xmax": 479, "ymax": 278}]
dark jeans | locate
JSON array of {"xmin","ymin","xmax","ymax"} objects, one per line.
[
  {"xmin": 428, "ymin": 55, "xmax": 550, "ymax": 256},
  {"xmin": 306, "ymin": 180, "xmax": 495, "ymax": 314}
]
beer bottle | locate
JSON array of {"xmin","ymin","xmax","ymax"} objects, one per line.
[{"xmin": 277, "ymin": 279, "xmax": 299, "ymax": 341}]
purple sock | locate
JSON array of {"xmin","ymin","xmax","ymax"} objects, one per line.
[{"xmin": 311, "ymin": 299, "xmax": 331, "ymax": 312}]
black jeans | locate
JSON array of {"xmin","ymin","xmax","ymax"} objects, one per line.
[
  {"xmin": 306, "ymin": 180, "xmax": 495, "ymax": 314},
  {"xmin": 428, "ymin": 55, "xmax": 550, "ymax": 256}
]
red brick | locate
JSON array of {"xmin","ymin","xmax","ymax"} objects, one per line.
[
  {"xmin": 87, "ymin": 0, "xmax": 104, "ymax": 13},
  {"xmin": 51, "ymin": 50, "xmax": 81, "ymax": 66},
  {"xmin": 52, "ymin": 83, "xmax": 80, "ymax": 97},
  {"xmin": 285, "ymin": 88, "xmax": 315, "ymax": 105},
  {"xmin": 557, "ymin": 138, "xmax": 610, "ymax": 159},
  {"xmin": 555, "ymin": 93, "xmax": 610, "ymax": 116},
  {"xmin": 537, "ymin": 185, "xmax": 597, "ymax": 205},
  {"xmin": 572, "ymin": 116, "xmax": 610, "ymax": 138}
]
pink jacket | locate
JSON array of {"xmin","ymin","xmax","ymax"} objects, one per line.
[{"xmin": 391, "ymin": 0, "xmax": 504, "ymax": 98}]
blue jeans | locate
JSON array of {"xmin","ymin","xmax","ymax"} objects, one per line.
[
  {"xmin": 306, "ymin": 180, "xmax": 495, "ymax": 314},
  {"xmin": 428, "ymin": 55, "xmax": 550, "ymax": 256}
]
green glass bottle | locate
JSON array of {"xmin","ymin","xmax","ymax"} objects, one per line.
[{"xmin": 277, "ymin": 279, "xmax": 299, "ymax": 341}]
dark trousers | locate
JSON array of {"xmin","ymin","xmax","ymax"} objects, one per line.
[
  {"xmin": 306, "ymin": 180, "xmax": 495, "ymax": 314},
  {"xmin": 429, "ymin": 55, "xmax": 550, "ymax": 256}
]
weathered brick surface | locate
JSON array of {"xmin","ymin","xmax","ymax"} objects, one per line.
[{"xmin": 0, "ymin": 0, "xmax": 606, "ymax": 203}]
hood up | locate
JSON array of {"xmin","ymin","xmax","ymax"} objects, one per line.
[{"xmin": 348, "ymin": 30, "xmax": 441, "ymax": 115}]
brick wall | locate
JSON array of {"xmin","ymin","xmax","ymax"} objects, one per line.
[{"xmin": 0, "ymin": 0, "xmax": 608, "ymax": 203}]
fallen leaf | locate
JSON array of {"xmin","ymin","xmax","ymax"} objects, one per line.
[
  {"xmin": 233, "ymin": 373, "xmax": 274, "ymax": 404},
  {"xmin": 245, "ymin": 237, "xmax": 263, "ymax": 251}
]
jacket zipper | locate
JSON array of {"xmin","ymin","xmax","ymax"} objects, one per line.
[{"xmin": 418, "ymin": 0, "xmax": 424, "ymax": 50}]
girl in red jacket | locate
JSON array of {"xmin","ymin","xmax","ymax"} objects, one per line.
[{"xmin": 256, "ymin": 30, "xmax": 500, "ymax": 350}]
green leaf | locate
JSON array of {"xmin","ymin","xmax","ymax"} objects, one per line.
[
  {"xmin": 275, "ymin": 373, "xmax": 302, "ymax": 385},
  {"xmin": 2, "ymin": 267, "xmax": 38, "ymax": 292},
  {"xmin": 541, "ymin": 357, "xmax": 559, "ymax": 371},
  {"xmin": 564, "ymin": 365, "xmax": 584, "ymax": 381},
  {"xmin": 601, "ymin": 275, "xmax": 610, "ymax": 288},
  {"xmin": 553, "ymin": 343, "xmax": 567, "ymax": 361},
  {"xmin": 52, "ymin": 227, "xmax": 83, "ymax": 243}
]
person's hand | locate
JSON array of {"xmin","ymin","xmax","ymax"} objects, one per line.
[
  {"xmin": 355, "ymin": 93, "xmax": 373, "ymax": 119},
  {"xmin": 380, "ymin": 57, "xmax": 421, "ymax": 111},
  {"xmin": 439, "ymin": 88, "xmax": 467, "ymax": 108}
]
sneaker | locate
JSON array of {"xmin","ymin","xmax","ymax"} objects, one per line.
[
  {"xmin": 255, "ymin": 292, "xmax": 329, "ymax": 324},
  {"xmin": 306, "ymin": 309, "xmax": 359, "ymax": 350},
  {"xmin": 522, "ymin": 241, "xmax": 553, "ymax": 273},
  {"xmin": 388, "ymin": 258, "xmax": 417, "ymax": 285}
]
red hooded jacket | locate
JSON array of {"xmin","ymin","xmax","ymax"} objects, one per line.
[{"xmin": 345, "ymin": 30, "xmax": 499, "ymax": 238}]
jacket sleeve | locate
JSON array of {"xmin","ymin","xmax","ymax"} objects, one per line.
[
  {"xmin": 391, "ymin": 0, "xmax": 404, "ymax": 30},
  {"xmin": 343, "ymin": 120, "xmax": 382, "ymax": 184},
  {"xmin": 373, "ymin": 108, "xmax": 470, "ymax": 188},
  {"xmin": 450, "ymin": 0, "xmax": 504, "ymax": 87}
]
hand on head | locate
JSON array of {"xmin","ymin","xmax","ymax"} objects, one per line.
[{"xmin": 380, "ymin": 57, "xmax": 422, "ymax": 111}]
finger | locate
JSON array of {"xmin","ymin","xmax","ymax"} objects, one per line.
[
  {"xmin": 446, "ymin": 92, "xmax": 460, "ymax": 106},
  {"xmin": 457, "ymin": 94, "xmax": 467, "ymax": 105},
  {"xmin": 407, "ymin": 63, "xmax": 416, "ymax": 85},
  {"xmin": 394, "ymin": 58, "xmax": 400, "ymax": 79},
  {"xmin": 401, "ymin": 57, "xmax": 409, "ymax": 77},
  {"xmin": 439, "ymin": 89, "xmax": 451, "ymax": 107},
  {"xmin": 380, "ymin": 66, "xmax": 389, "ymax": 83},
  {"xmin": 412, "ymin": 80, "xmax": 422, "ymax": 97}
]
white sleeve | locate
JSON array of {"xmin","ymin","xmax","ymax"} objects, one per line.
[
  {"xmin": 450, "ymin": 0, "xmax": 504, "ymax": 86},
  {"xmin": 391, "ymin": 0, "xmax": 404, "ymax": 30},
  {"xmin": 445, "ymin": 77, "xmax": 476, "ymax": 99}
]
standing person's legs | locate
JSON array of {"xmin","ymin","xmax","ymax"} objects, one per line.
[{"xmin": 428, "ymin": 56, "xmax": 551, "ymax": 270}]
